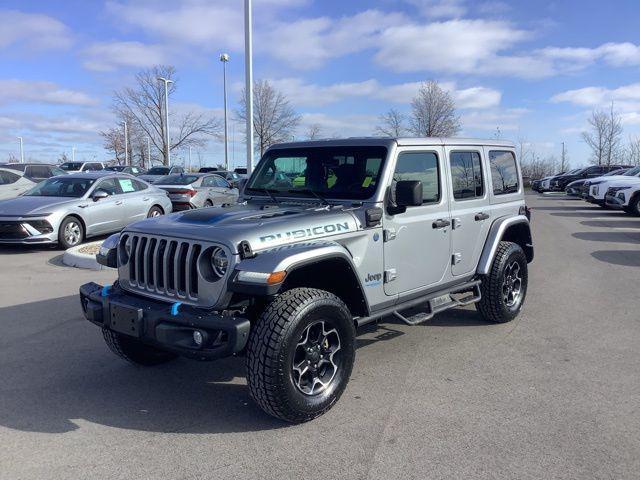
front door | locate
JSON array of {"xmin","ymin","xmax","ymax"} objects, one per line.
[
  {"xmin": 447, "ymin": 147, "xmax": 492, "ymax": 276},
  {"xmin": 83, "ymin": 178, "xmax": 124, "ymax": 234},
  {"xmin": 383, "ymin": 148, "xmax": 452, "ymax": 296}
]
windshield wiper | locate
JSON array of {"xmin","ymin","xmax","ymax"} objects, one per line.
[{"xmin": 288, "ymin": 189, "xmax": 330, "ymax": 206}]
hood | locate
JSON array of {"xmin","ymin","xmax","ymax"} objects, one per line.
[
  {"xmin": 590, "ymin": 174, "xmax": 635, "ymax": 184},
  {"xmin": 566, "ymin": 179, "xmax": 586, "ymax": 187},
  {"xmin": 600, "ymin": 177, "xmax": 640, "ymax": 187},
  {"xmin": 123, "ymin": 203, "xmax": 360, "ymax": 253},
  {"xmin": 0, "ymin": 196, "xmax": 76, "ymax": 216}
]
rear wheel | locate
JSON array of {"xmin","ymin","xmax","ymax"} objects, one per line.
[
  {"xmin": 147, "ymin": 206, "xmax": 163, "ymax": 218},
  {"xmin": 246, "ymin": 288, "xmax": 356, "ymax": 423},
  {"xmin": 58, "ymin": 216, "xmax": 84, "ymax": 249},
  {"xmin": 628, "ymin": 195, "xmax": 640, "ymax": 216},
  {"xmin": 203, "ymin": 199, "xmax": 213, "ymax": 207},
  {"xmin": 476, "ymin": 241, "xmax": 528, "ymax": 323},
  {"xmin": 102, "ymin": 329, "xmax": 177, "ymax": 366}
]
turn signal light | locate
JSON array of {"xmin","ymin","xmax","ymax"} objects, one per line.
[{"xmin": 267, "ymin": 271, "xmax": 287, "ymax": 285}]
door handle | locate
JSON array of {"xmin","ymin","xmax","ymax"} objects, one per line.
[
  {"xmin": 432, "ymin": 219, "xmax": 451, "ymax": 229},
  {"xmin": 115, "ymin": 201, "xmax": 123, "ymax": 205},
  {"xmin": 475, "ymin": 212, "xmax": 490, "ymax": 221},
  {"xmin": 142, "ymin": 197, "xmax": 150, "ymax": 201}
]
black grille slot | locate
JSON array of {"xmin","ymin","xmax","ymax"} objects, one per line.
[{"xmin": 124, "ymin": 234, "xmax": 208, "ymax": 302}]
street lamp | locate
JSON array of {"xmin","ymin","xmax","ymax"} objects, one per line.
[
  {"xmin": 123, "ymin": 121, "xmax": 129, "ymax": 165},
  {"xmin": 157, "ymin": 77, "xmax": 174, "ymax": 165},
  {"xmin": 244, "ymin": 0, "xmax": 254, "ymax": 174},
  {"xmin": 17, "ymin": 136, "xmax": 24, "ymax": 163},
  {"xmin": 219, "ymin": 53, "xmax": 230, "ymax": 171},
  {"xmin": 72, "ymin": 146, "xmax": 76, "ymax": 162}
]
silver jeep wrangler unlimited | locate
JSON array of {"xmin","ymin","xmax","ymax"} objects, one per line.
[{"xmin": 80, "ymin": 138, "xmax": 533, "ymax": 422}]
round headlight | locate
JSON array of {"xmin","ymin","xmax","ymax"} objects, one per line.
[
  {"xmin": 124, "ymin": 236, "xmax": 133, "ymax": 256},
  {"xmin": 211, "ymin": 248, "xmax": 228, "ymax": 277}
]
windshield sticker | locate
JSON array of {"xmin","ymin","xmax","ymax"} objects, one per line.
[{"xmin": 259, "ymin": 222, "xmax": 351, "ymax": 243}]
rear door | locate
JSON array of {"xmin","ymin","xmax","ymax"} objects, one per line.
[
  {"xmin": 447, "ymin": 147, "xmax": 491, "ymax": 276},
  {"xmin": 382, "ymin": 147, "xmax": 452, "ymax": 296}
]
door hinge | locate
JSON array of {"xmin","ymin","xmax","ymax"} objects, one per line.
[
  {"xmin": 452, "ymin": 218, "xmax": 462, "ymax": 229},
  {"xmin": 452, "ymin": 253, "xmax": 462, "ymax": 265},
  {"xmin": 383, "ymin": 229, "xmax": 396, "ymax": 242},
  {"xmin": 384, "ymin": 269, "xmax": 397, "ymax": 283}
]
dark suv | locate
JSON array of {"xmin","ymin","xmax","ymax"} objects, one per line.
[{"xmin": 551, "ymin": 165, "xmax": 631, "ymax": 191}]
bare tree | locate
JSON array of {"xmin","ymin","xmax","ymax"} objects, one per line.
[
  {"xmin": 626, "ymin": 136, "xmax": 640, "ymax": 166},
  {"xmin": 409, "ymin": 80, "xmax": 460, "ymax": 137},
  {"xmin": 237, "ymin": 80, "xmax": 301, "ymax": 156},
  {"xmin": 582, "ymin": 103, "xmax": 623, "ymax": 166},
  {"xmin": 58, "ymin": 152, "xmax": 71, "ymax": 163},
  {"xmin": 306, "ymin": 123, "xmax": 323, "ymax": 140},
  {"xmin": 104, "ymin": 65, "xmax": 222, "ymax": 166},
  {"xmin": 375, "ymin": 109, "xmax": 406, "ymax": 137}
]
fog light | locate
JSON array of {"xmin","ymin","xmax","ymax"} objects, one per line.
[{"xmin": 193, "ymin": 330, "xmax": 204, "ymax": 347}]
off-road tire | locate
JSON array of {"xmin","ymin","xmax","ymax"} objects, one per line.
[
  {"xmin": 147, "ymin": 206, "xmax": 163, "ymax": 218},
  {"xmin": 58, "ymin": 216, "xmax": 84, "ymax": 249},
  {"xmin": 246, "ymin": 288, "xmax": 356, "ymax": 423},
  {"xmin": 476, "ymin": 241, "xmax": 528, "ymax": 323},
  {"xmin": 102, "ymin": 329, "xmax": 178, "ymax": 366}
]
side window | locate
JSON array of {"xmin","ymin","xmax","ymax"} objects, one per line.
[
  {"xmin": 449, "ymin": 151, "xmax": 483, "ymax": 200},
  {"xmin": 215, "ymin": 176, "xmax": 230, "ymax": 188},
  {"xmin": 201, "ymin": 176, "xmax": 214, "ymax": 187},
  {"xmin": 117, "ymin": 178, "xmax": 137, "ymax": 194},
  {"xmin": 133, "ymin": 180, "xmax": 148, "ymax": 191},
  {"xmin": 489, "ymin": 151, "xmax": 519, "ymax": 195},
  {"xmin": 394, "ymin": 151, "xmax": 440, "ymax": 204},
  {"xmin": 0, "ymin": 171, "xmax": 20, "ymax": 185},
  {"xmin": 28, "ymin": 166, "xmax": 50, "ymax": 178},
  {"xmin": 96, "ymin": 178, "xmax": 119, "ymax": 195}
]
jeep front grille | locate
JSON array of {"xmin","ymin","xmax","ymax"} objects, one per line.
[{"xmin": 124, "ymin": 234, "xmax": 203, "ymax": 301}]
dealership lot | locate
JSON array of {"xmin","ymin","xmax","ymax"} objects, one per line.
[{"xmin": 1, "ymin": 193, "xmax": 639, "ymax": 480}]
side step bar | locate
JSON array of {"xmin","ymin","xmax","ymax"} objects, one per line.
[{"xmin": 356, "ymin": 280, "xmax": 482, "ymax": 328}]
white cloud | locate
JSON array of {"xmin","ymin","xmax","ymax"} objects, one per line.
[
  {"xmin": 0, "ymin": 80, "xmax": 96, "ymax": 106},
  {"xmin": 83, "ymin": 41, "xmax": 169, "ymax": 71},
  {"xmin": 0, "ymin": 9, "xmax": 72, "ymax": 51},
  {"xmin": 404, "ymin": 0, "xmax": 467, "ymax": 18},
  {"xmin": 299, "ymin": 113, "xmax": 378, "ymax": 138},
  {"xmin": 268, "ymin": 78, "xmax": 501, "ymax": 109},
  {"xmin": 551, "ymin": 83, "xmax": 640, "ymax": 108}
]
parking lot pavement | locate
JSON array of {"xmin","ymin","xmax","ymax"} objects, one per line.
[{"xmin": 1, "ymin": 193, "xmax": 639, "ymax": 480}]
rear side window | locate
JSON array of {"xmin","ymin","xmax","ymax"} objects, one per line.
[
  {"xmin": 133, "ymin": 179, "xmax": 148, "ymax": 191},
  {"xmin": 394, "ymin": 152, "xmax": 440, "ymax": 204},
  {"xmin": 0, "ymin": 171, "xmax": 20, "ymax": 185},
  {"xmin": 450, "ymin": 151, "xmax": 483, "ymax": 200},
  {"xmin": 27, "ymin": 165, "xmax": 51, "ymax": 178},
  {"xmin": 117, "ymin": 178, "xmax": 137, "ymax": 193},
  {"xmin": 489, "ymin": 151, "xmax": 519, "ymax": 195}
]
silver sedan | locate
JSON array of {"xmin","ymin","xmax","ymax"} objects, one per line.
[
  {"xmin": 0, "ymin": 172, "xmax": 173, "ymax": 249},
  {"xmin": 154, "ymin": 173, "xmax": 239, "ymax": 211}
]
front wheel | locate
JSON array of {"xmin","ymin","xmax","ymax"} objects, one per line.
[
  {"xmin": 246, "ymin": 288, "xmax": 356, "ymax": 423},
  {"xmin": 147, "ymin": 206, "xmax": 163, "ymax": 218},
  {"xmin": 58, "ymin": 216, "xmax": 84, "ymax": 249},
  {"xmin": 476, "ymin": 241, "xmax": 528, "ymax": 323},
  {"xmin": 627, "ymin": 195, "xmax": 640, "ymax": 216}
]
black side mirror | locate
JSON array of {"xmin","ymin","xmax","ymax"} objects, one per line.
[
  {"xmin": 92, "ymin": 189, "xmax": 109, "ymax": 201},
  {"xmin": 395, "ymin": 180, "xmax": 423, "ymax": 207}
]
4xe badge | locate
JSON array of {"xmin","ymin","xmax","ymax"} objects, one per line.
[{"xmin": 364, "ymin": 273, "xmax": 382, "ymax": 287}]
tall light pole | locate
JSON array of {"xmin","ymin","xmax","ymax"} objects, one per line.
[
  {"xmin": 123, "ymin": 121, "xmax": 129, "ymax": 165},
  {"xmin": 244, "ymin": 0, "xmax": 254, "ymax": 174},
  {"xmin": 220, "ymin": 53, "xmax": 230, "ymax": 171},
  {"xmin": 72, "ymin": 146, "xmax": 76, "ymax": 162},
  {"xmin": 188, "ymin": 146, "xmax": 192, "ymax": 172},
  {"xmin": 157, "ymin": 77, "xmax": 174, "ymax": 166},
  {"xmin": 17, "ymin": 136, "xmax": 24, "ymax": 163}
]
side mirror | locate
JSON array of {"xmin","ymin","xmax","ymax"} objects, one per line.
[
  {"xmin": 92, "ymin": 189, "xmax": 109, "ymax": 202},
  {"xmin": 395, "ymin": 180, "xmax": 423, "ymax": 207}
]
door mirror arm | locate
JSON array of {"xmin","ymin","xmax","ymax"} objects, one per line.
[{"xmin": 92, "ymin": 190, "xmax": 109, "ymax": 202}]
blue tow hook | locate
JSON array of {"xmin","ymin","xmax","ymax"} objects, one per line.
[
  {"xmin": 101, "ymin": 284, "xmax": 112, "ymax": 297},
  {"xmin": 171, "ymin": 302, "xmax": 183, "ymax": 316}
]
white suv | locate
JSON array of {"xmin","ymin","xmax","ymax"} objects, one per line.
[
  {"xmin": 586, "ymin": 165, "xmax": 640, "ymax": 206},
  {"xmin": 604, "ymin": 177, "xmax": 640, "ymax": 215}
]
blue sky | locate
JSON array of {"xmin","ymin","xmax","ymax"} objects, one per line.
[{"xmin": 1, "ymin": 0, "xmax": 640, "ymax": 169}]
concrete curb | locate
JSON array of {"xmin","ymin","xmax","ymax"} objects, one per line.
[{"xmin": 62, "ymin": 241, "xmax": 108, "ymax": 270}]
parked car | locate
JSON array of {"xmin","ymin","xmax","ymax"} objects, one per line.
[
  {"xmin": 106, "ymin": 165, "xmax": 146, "ymax": 176},
  {"xmin": 234, "ymin": 167, "xmax": 248, "ymax": 178},
  {"xmin": 565, "ymin": 168, "xmax": 629, "ymax": 196},
  {"xmin": 1, "ymin": 163, "xmax": 67, "ymax": 183},
  {"xmin": 585, "ymin": 166, "xmax": 640, "ymax": 206},
  {"xmin": 80, "ymin": 137, "xmax": 533, "ymax": 423},
  {"xmin": 198, "ymin": 167, "xmax": 220, "ymax": 173},
  {"xmin": 0, "ymin": 172, "xmax": 172, "ymax": 249},
  {"xmin": 59, "ymin": 161, "xmax": 105, "ymax": 172},
  {"xmin": 551, "ymin": 165, "xmax": 630, "ymax": 192},
  {"xmin": 538, "ymin": 173, "xmax": 564, "ymax": 192},
  {"xmin": 154, "ymin": 173, "xmax": 239, "ymax": 211},
  {"xmin": 138, "ymin": 166, "xmax": 184, "ymax": 184},
  {"xmin": 0, "ymin": 168, "xmax": 37, "ymax": 200},
  {"xmin": 604, "ymin": 178, "xmax": 640, "ymax": 215},
  {"xmin": 197, "ymin": 168, "xmax": 242, "ymax": 187},
  {"xmin": 531, "ymin": 178, "xmax": 542, "ymax": 192}
]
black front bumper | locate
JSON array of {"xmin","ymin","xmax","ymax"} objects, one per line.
[
  {"xmin": 604, "ymin": 194, "xmax": 624, "ymax": 209},
  {"xmin": 80, "ymin": 282, "xmax": 250, "ymax": 360},
  {"xmin": 585, "ymin": 195, "xmax": 605, "ymax": 205}
]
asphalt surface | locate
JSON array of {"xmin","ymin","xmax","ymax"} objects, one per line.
[{"xmin": 1, "ymin": 193, "xmax": 639, "ymax": 480}]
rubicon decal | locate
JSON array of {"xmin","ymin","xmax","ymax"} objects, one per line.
[{"xmin": 259, "ymin": 222, "xmax": 351, "ymax": 243}]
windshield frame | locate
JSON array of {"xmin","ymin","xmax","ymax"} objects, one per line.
[{"xmin": 245, "ymin": 146, "xmax": 389, "ymax": 202}]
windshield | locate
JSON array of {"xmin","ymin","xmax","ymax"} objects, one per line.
[
  {"xmin": 106, "ymin": 166, "xmax": 126, "ymax": 172},
  {"xmin": 147, "ymin": 167, "xmax": 170, "ymax": 175},
  {"xmin": 246, "ymin": 146, "xmax": 387, "ymax": 201},
  {"xmin": 157, "ymin": 174, "xmax": 199, "ymax": 185},
  {"xmin": 624, "ymin": 166, "xmax": 640, "ymax": 176},
  {"xmin": 59, "ymin": 162, "xmax": 83, "ymax": 171},
  {"xmin": 604, "ymin": 168, "xmax": 627, "ymax": 176},
  {"xmin": 25, "ymin": 177, "xmax": 95, "ymax": 197}
]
